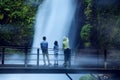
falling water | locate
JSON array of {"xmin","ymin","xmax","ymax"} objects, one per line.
[{"xmin": 32, "ymin": 0, "xmax": 76, "ymax": 49}]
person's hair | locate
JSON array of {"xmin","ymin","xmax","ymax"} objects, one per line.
[
  {"xmin": 43, "ymin": 36, "xmax": 46, "ymax": 41},
  {"xmin": 54, "ymin": 41, "xmax": 58, "ymax": 46},
  {"xmin": 63, "ymin": 36, "xmax": 67, "ymax": 41}
]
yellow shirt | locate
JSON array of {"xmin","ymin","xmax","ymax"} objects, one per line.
[{"xmin": 62, "ymin": 37, "xmax": 70, "ymax": 49}]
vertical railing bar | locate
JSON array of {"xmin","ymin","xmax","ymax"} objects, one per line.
[
  {"xmin": 37, "ymin": 48, "xmax": 39, "ymax": 67},
  {"xmin": 97, "ymin": 49, "xmax": 99, "ymax": 67},
  {"xmin": 2, "ymin": 47, "xmax": 5, "ymax": 65},
  {"xmin": 104, "ymin": 49, "xmax": 107, "ymax": 69},
  {"xmin": 24, "ymin": 46, "xmax": 28, "ymax": 67}
]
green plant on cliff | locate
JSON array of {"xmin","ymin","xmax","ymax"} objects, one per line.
[
  {"xmin": 80, "ymin": 24, "xmax": 92, "ymax": 47},
  {"xmin": 80, "ymin": 0, "xmax": 93, "ymax": 48}
]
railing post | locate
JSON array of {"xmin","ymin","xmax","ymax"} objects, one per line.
[
  {"xmin": 24, "ymin": 46, "xmax": 28, "ymax": 67},
  {"xmin": 104, "ymin": 49, "xmax": 107, "ymax": 69},
  {"xmin": 37, "ymin": 48, "xmax": 39, "ymax": 67},
  {"xmin": 2, "ymin": 47, "xmax": 5, "ymax": 65},
  {"xmin": 97, "ymin": 49, "xmax": 99, "ymax": 67}
]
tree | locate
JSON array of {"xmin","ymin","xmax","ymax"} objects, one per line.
[{"xmin": 0, "ymin": 0, "xmax": 37, "ymax": 46}]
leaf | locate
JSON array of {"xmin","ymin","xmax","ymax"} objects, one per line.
[
  {"xmin": 4, "ymin": 8, "xmax": 10, "ymax": 11},
  {"xmin": 0, "ymin": 13, "xmax": 4, "ymax": 20}
]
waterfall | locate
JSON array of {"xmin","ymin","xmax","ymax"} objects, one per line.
[{"xmin": 32, "ymin": 0, "xmax": 76, "ymax": 49}]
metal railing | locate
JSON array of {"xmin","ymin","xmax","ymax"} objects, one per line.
[
  {"xmin": 0, "ymin": 46, "xmax": 65, "ymax": 66},
  {"xmin": 0, "ymin": 46, "xmax": 120, "ymax": 69}
]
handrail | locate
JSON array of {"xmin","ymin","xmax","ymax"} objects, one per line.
[
  {"xmin": 0, "ymin": 47, "xmax": 65, "ymax": 66},
  {"xmin": 0, "ymin": 46, "xmax": 120, "ymax": 69}
]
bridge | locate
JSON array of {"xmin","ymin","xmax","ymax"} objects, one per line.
[{"xmin": 0, "ymin": 46, "xmax": 120, "ymax": 74}]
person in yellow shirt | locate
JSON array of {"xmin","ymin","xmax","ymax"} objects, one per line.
[{"xmin": 62, "ymin": 36, "xmax": 71, "ymax": 67}]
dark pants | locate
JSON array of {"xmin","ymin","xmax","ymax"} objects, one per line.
[{"xmin": 64, "ymin": 48, "xmax": 71, "ymax": 67}]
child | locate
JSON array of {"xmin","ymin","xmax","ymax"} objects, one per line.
[{"xmin": 53, "ymin": 41, "xmax": 59, "ymax": 66}]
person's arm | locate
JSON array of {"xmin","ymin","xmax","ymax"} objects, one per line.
[{"xmin": 53, "ymin": 46, "xmax": 55, "ymax": 50}]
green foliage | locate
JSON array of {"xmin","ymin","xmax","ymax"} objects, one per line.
[
  {"xmin": 96, "ymin": 6, "xmax": 120, "ymax": 49},
  {"xmin": 80, "ymin": 0, "xmax": 93, "ymax": 48},
  {"xmin": 80, "ymin": 24, "xmax": 92, "ymax": 41},
  {"xmin": 79, "ymin": 74, "xmax": 96, "ymax": 80},
  {"xmin": 80, "ymin": 24, "xmax": 92, "ymax": 47},
  {"xmin": 84, "ymin": 0, "xmax": 92, "ymax": 4},
  {"xmin": 81, "ymin": 0, "xmax": 120, "ymax": 49},
  {"xmin": 83, "ymin": 0, "xmax": 92, "ymax": 22},
  {"xmin": 85, "ymin": 6, "xmax": 92, "ymax": 20},
  {"xmin": 0, "ymin": 0, "xmax": 37, "ymax": 46},
  {"xmin": 0, "ymin": 14, "xmax": 4, "ymax": 20},
  {"xmin": 116, "ymin": 15, "xmax": 120, "ymax": 25},
  {"xmin": 84, "ymin": 42, "xmax": 91, "ymax": 48},
  {"xmin": 0, "ymin": 0, "xmax": 37, "ymax": 25}
]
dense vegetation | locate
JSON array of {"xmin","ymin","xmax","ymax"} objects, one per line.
[
  {"xmin": 80, "ymin": 0, "xmax": 93, "ymax": 48},
  {"xmin": 95, "ymin": 1, "xmax": 120, "ymax": 49},
  {"xmin": 0, "ymin": 0, "xmax": 38, "ymax": 46},
  {"xmin": 0, "ymin": 0, "xmax": 120, "ymax": 49},
  {"xmin": 81, "ymin": 0, "xmax": 120, "ymax": 49}
]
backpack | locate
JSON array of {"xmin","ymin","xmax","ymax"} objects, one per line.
[{"xmin": 41, "ymin": 42, "xmax": 48, "ymax": 50}]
